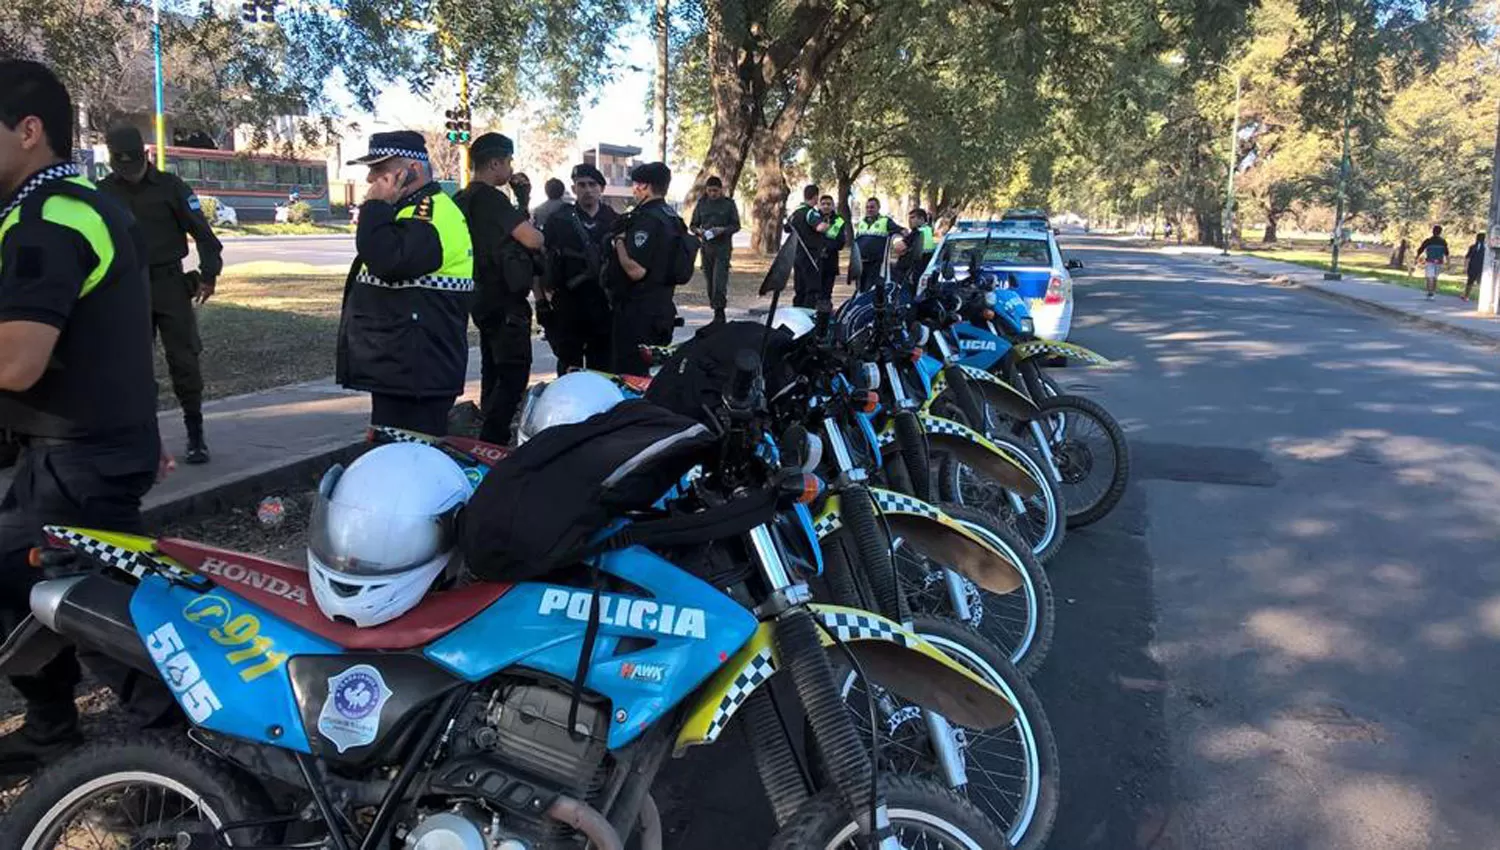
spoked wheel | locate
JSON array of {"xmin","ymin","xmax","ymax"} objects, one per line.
[
  {"xmin": 770, "ymin": 775, "xmax": 1010, "ymax": 850},
  {"xmin": 931, "ymin": 399, "xmax": 1065, "ymax": 564},
  {"xmin": 0, "ymin": 735, "xmax": 270, "ymax": 850},
  {"xmin": 896, "ymin": 503, "xmax": 1055, "ymax": 676},
  {"xmin": 829, "ymin": 616, "xmax": 1059, "ymax": 850},
  {"xmin": 1028, "ymin": 395, "xmax": 1129, "ymax": 528}
]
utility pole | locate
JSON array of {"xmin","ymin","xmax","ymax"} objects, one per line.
[
  {"xmin": 1480, "ymin": 102, "xmax": 1500, "ymax": 315},
  {"xmin": 654, "ymin": 0, "xmax": 669, "ymax": 163},
  {"xmin": 1327, "ymin": 84, "xmax": 1353, "ymax": 280},
  {"xmin": 151, "ymin": 0, "xmax": 166, "ymax": 169},
  {"xmin": 1222, "ymin": 70, "xmax": 1241, "ymax": 255}
]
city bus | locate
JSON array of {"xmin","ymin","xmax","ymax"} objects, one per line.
[{"xmin": 84, "ymin": 144, "xmax": 331, "ymax": 222}]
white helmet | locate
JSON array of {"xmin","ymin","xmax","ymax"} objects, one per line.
[
  {"xmin": 770, "ymin": 306, "xmax": 817, "ymax": 340},
  {"xmin": 307, "ymin": 443, "xmax": 473, "ymax": 628},
  {"xmin": 516, "ymin": 371, "xmax": 626, "ymax": 443}
]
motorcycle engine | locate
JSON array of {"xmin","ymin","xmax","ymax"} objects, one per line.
[
  {"xmin": 436, "ymin": 681, "xmax": 612, "ymax": 847},
  {"xmin": 405, "ymin": 805, "xmax": 524, "ymax": 849}
]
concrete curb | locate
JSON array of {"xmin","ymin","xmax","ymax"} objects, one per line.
[
  {"xmin": 1209, "ymin": 256, "xmax": 1500, "ymax": 351},
  {"xmin": 143, "ymin": 440, "xmax": 364, "ymax": 528}
]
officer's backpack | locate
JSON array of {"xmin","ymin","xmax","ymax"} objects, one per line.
[{"xmin": 665, "ymin": 212, "xmax": 701, "ymax": 287}]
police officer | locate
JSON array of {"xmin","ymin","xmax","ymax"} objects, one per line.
[
  {"xmin": 689, "ymin": 175, "xmax": 740, "ymax": 323},
  {"xmin": 895, "ymin": 207, "xmax": 936, "ymax": 291},
  {"xmin": 338, "ymin": 131, "xmax": 474, "ymax": 436},
  {"xmin": 98, "ymin": 125, "xmax": 222, "ymax": 464},
  {"xmin": 854, "ymin": 197, "xmax": 905, "ymax": 291},
  {"xmin": 608, "ymin": 162, "xmax": 680, "ymax": 376},
  {"xmin": 531, "ymin": 178, "xmax": 568, "ymax": 231},
  {"xmin": 0, "ymin": 60, "xmax": 169, "ymax": 771},
  {"xmin": 816, "ymin": 194, "xmax": 847, "ymax": 304},
  {"xmin": 543, "ymin": 163, "xmax": 616, "ymax": 371},
  {"xmin": 454, "ymin": 133, "xmax": 543, "ymax": 446},
  {"xmin": 788, "ymin": 184, "xmax": 828, "ymax": 308}
]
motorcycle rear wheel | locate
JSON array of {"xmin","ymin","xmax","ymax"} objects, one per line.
[
  {"xmin": 769, "ymin": 775, "xmax": 1011, "ymax": 850},
  {"xmin": 0, "ymin": 733, "xmax": 270, "ymax": 850}
]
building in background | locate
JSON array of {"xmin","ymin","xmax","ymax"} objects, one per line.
[{"xmin": 582, "ymin": 143, "xmax": 644, "ymax": 211}]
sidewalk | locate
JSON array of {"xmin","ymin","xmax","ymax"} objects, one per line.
[
  {"xmin": 0, "ymin": 304, "xmax": 730, "ymax": 524},
  {"xmin": 1211, "ymin": 252, "xmax": 1500, "ymax": 346}
]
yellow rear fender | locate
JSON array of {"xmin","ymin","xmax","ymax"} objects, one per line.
[
  {"xmin": 41, "ymin": 526, "xmax": 194, "ymax": 583},
  {"xmin": 914, "ymin": 414, "xmax": 1041, "ymax": 498},
  {"xmin": 673, "ymin": 606, "xmax": 1015, "ymax": 754},
  {"xmin": 1012, "ymin": 339, "xmax": 1113, "ymax": 366},
  {"xmin": 813, "ymin": 491, "xmax": 1025, "ymax": 595},
  {"xmin": 948, "ymin": 364, "xmax": 1041, "ymax": 421}
]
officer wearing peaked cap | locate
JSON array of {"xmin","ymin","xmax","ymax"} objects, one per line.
[{"xmin": 339, "ymin": 131, "xmax": 474, "ymax": 437}]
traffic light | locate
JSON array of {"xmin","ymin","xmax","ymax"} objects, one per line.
[
  {"xmin": 241, "ymin": 0, "xmax": 276, "ymax": 24},
  {"xmin": 444, "ymin": 107, "xmax": 471, "ymax": 144}
]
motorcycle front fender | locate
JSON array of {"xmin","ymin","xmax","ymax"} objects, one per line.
[
  {"xmin": 928, "ymin": 364, "xmax": 1040, "ymax": 421},
  {"xmin": 673, "ymin": 607, "xmax": 1015, "ymax": 753},
  {"xmin": 913, "ymin": 414, "xmax": 1041, "ymax": 498},
  {"xmin": 813, "ymin": 490, "xmax": 1025, "ymax": 596},
  {"xmin": 1012, "ymin": 339, "xmax": 1113, "ymax": 366}
]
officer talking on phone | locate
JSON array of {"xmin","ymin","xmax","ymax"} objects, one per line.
[{"xmin": 338, "ymin": 131, "xmax": 474, "ymax": 437}]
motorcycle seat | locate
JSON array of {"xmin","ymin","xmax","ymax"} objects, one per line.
[{"xmin": 156, "ymin": 538, "xmax": 510, "ymax": 651}]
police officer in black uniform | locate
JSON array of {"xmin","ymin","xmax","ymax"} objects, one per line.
[
  {"xmin": 0, "ymin": 61, "xmax": 168, "ymax": 771},
  {"xmin": 543, "ymin": 163, "xmax": 617, "ymax": 371},
  {"xmin": 338, "ymin": 131, "xmax": 474, "ymax": 436},
  {"xmin": 454, "ymin": 133, "xmax": 542, "ymax": 445},
  {"xmin": 788, "ymin": 183, "xmax": 829, "ymax": 308},
  {"xmin": 98, "ymin": 126, "xmax": 222, "ymax": 464},
  {"xmin": 608, "ymin": 162, "xmax": 679, "ymax": 377}
]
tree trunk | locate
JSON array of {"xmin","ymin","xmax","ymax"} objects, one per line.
[
  {"xmin": 690, "ymin": 1, "xmax": 757, "ymax": 202},
  {"xmin": 925, "ymin": 186, "xmax": 939, "ymax": 216},
  {"xmin": 653, "ymin": 0, "xmax": 669, "ymax": 163},
  {"xmin": 1195, "ymin": 209, "xmax": 1223, "ymax": 247},
  {"xmin": 835, "ymin": 166, "xmax": 856, "ymax": 222},
  {"xmin": 1262, "ymin": 213, "xmax": 1279, "ymax": 244},
  {"xmin": 750, "ymin": 133, "xmax": 790, "ymax": 254}
]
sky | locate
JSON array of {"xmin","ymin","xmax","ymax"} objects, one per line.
[{"xmin": 336, "ymin": 29, "xmax": 660, "ymax": 182}]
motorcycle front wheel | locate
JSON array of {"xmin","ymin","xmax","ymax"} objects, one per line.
[
  {"xmin": 0, "ymin": 734, "xmax": 270, "ymax": 849},
  {"xmin": 1027, "ymin": 394, "xmax": 1129, "ymax": 528},
  {"xmin": 769, "ymin": 775, "xmax": 1011, "ymax": 850}
]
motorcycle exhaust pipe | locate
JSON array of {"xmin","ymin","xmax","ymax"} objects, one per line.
[{"xmin": 30, "ymin": 573, "xmax": 155, "ymax": 676}]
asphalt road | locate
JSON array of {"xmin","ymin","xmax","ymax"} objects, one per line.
[
  {"xmin": 219, "ymin": 235, "xmax": 356, "ymax": 269},
  {"xmin": 656, "ymin": 236, "xmax": 1500, "ymax": 848}
]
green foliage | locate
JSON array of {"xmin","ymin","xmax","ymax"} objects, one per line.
[
  {"xmin": 285, "ymin": 200, "xmax": 314, "ymax": 224},
  {"xmin": 198, "ymin": 195, "xmax": 221, "ymax": 223}
]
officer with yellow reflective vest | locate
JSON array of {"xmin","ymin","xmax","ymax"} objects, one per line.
[
  {"xmin": 895, "ymin": 207, "xmax": 937, "ymax": 291},
  {"xmin": 853, "ymin": 196, "xmax": 906, "ymax": 290},
  {"xmin": 0, "ymin": 60, "xmax": 174, "ymax": 772},
  {"xmin": 339, "ymin": 132, "xmax": 474, "ymax": 437},
  {"xmin": 816, "ymin": 194, "xmax": 847, "ymax": 304}
]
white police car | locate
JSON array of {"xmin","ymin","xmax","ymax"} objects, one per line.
[{"xmin": 926, "ymin": 223, "xmax": 1082, "ymax": 340}]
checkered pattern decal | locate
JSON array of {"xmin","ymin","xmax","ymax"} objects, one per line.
[
  {"xmin": 365, "ymin": 146, "xmax": 428, "ymax": 162},
  {"xmin": 869, "ymin": 488, "xmax": 943, "ymax": 521},
  {"xmin": 1012, "ymin": 340, "xmax": 1112, "ymax": 365},
  {"xmin": 356, "ymin": 270, "xmax": 475, "ymax": 292},
  {"xmin": 370, "ymin": 425, "xmax": 437, "ymax": 445},
  {"xmin": 922, "ymin": 416, "xmax": 974, "ymax": 439},
  {"xmin": 0, "ymin": 163, "xmax": 80, "ymax": 222},
  {"xmin": 813, "ymin": 509, "xmax": 842, "ymax": 538},
  {"xmin": 877, "ymin": 424, "xmax": 896, "ymax": 447},
  {"xmin": 42, "ymin": 527, "xmax": 199, "ymax": 585},
  {"xmin": 702, "ymin": 647, "xmax": 776, "ymax": 743},
  {"xmin": 816, "ymin": 609, "xmax": 915, "ymax": 648}
]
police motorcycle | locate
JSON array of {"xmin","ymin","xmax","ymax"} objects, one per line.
[
  {"xmin": 841, "ymin": 228, "xmax": 1068, "ymax": 568},
  {"xmin": 0, "ymin": 377, "xmax": 1019, "ymax": 847},
  {"xmin": 934, "ymin": 244, "xmax": 1130, "ymax": 529}
]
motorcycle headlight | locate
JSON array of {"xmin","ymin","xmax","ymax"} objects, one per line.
[
  {"xmin": 859, "ymin": 362, "xmax": 882, "ymax": 391},
  {"xmin": 984, "ymin": 290, "xmax": 998, "ymax": 307},
  {"xmin": 1020, "ymin": 317, "xmax": 1035, "ymax": 335},
  {"xmin": 915, "ymin": 325, "xmax": 931, "ymax": 346}
]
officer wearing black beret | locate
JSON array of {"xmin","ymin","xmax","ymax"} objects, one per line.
[
  {"xmin": 454, "ymin": 133, "xmax": 542, "ymax": 445},
  {"xmin": 542, "ymin": 162, "xmax": 617, "ymax": 372},
  {"xmin": 339, "ymin": 131, "xmax": 474, "ymax": 436},
  {"xmin": 608, "ymin": 162, "xmax": 680, "ymax": 376}
]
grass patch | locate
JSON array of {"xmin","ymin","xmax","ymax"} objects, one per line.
[
  {"xmin": 1242, "ymin": 243, "xmax": 1472, "ymax": 298},
  {"xmin": 222, "ymin": 222, "xmax": 353, "ymax": 237}
]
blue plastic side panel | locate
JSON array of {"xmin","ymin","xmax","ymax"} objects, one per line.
[
  {"xmin": 953, "ymin": 322, "xmax": 1007, "ymax": 371},
  {"xmin": 425, "ymin": 546, "xmax": 757, "ymax": 749},
  {"xmin": 853, "ymin": 410, "xmax": 883, "ymax": 467},
  {"xmin": 792, "ymin": 502, "xmax": 823, "ymax": 574},
  {"xmin": 130, "ymin": 575, "xmax": 341, "ymax": 752},
  {"xmin": 917, "ymin": 354, "xmax": 944, "ymax": 390}
]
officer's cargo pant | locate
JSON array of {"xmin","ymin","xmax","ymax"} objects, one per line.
[
  {"xmin": 548, "ymin": 285, "xmax": 613, "ymax": 373},
  {"xmin": 611, "ymin": 292, "xmax": 676, "ymax": 377},
  {"xmin": 149, "ymin": 265, "xmax": 204, "ymax": 417},
  {"xmin": 0, "ymin": 423, "xmax": 175, "ymax": 732},
  {"xmin": 819, "ymin": 251, "xmax": 841, "ymax": 305},
  {"xmin": 792, "ymin": 253, "xmax": 821, "ymax": 309},
  {"xmin": 477, "ymin": 299, "xmax": 533, "ymax": 445},
  {"xmin": 701, "ymin": 242, "xmax": 732, "ymax": 312}
]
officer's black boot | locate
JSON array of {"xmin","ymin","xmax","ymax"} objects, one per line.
[
  {"xmin": 713, "ymin": 307, "xmax": 727, "ymax": 324},
  {"xmin": 0, "ymin": 698, "xmax": 82, "ymax": 776},
  {"xmin": 184, "ymin": 413, "xmax": 210, "ymax": 465}
]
